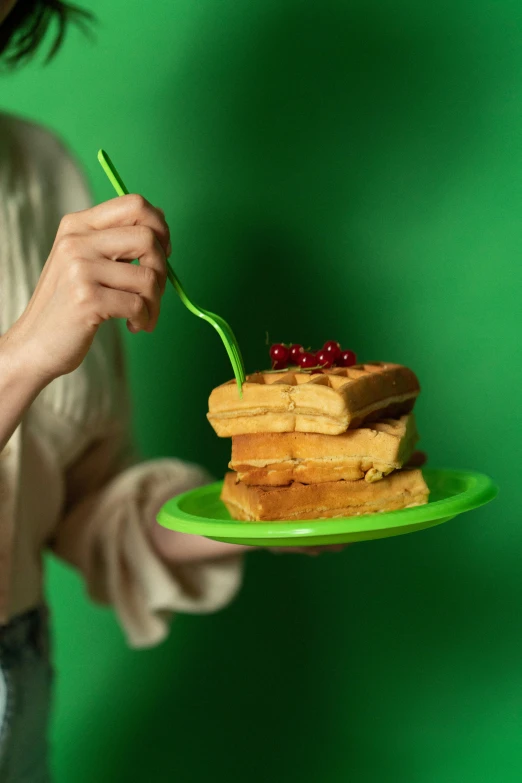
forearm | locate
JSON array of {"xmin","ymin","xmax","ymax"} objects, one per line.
[
  {"xmin": 149, "ymin": 520, "xmax": 254, "ymax": 564},
  {"xmin": 0, "ymin": 332, "xmax": 47, "ymax": 452}
]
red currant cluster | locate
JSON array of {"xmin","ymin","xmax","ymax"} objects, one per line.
[{"xmin": 269, "ymin": 341, "xmax": 357, "ymax": 371}]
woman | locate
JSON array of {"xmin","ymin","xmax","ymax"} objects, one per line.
[{"xmin": 0, "ymin": 2, "xmax": 345, "ymax": 780}]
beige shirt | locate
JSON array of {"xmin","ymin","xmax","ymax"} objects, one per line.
[{"xmin": 0, "ymin": 114, "xmax": 242, "ymax": 647}]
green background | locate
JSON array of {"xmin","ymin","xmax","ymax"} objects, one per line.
[{"xmin": 1, "ymin": 0, "xmax": 519, "ymax": 780}]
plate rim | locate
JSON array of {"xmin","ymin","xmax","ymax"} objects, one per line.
[{"xmin": 157, "ymin": 468, "xmax": 498, "ymax": 541}]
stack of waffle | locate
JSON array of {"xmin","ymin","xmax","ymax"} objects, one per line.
[{"xmin": 207, "ymin": 363, "xmax": 429, "ymax": 522}]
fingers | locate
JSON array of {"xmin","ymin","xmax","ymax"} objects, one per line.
[
  {"xmin": 322, "ymin": 544, "xmax": 347, "ymax": 553},
  {"xmin": 406, "ymin": 450, "xmax": 427, "ymax": 468},
  {"xmin": 93, "ymin": 286, "xmax": 150, "ymax": 332},
  {"xmin": 59, "ymin": 194, "xmax": 171, "ymax": 258},
  {"xmin": 305, "ymin": 544, "xmax": 348, "ymax": 554},
  {"xmin": 90, "ymin": 260, "xmax": 162, "ymax": 331},
  {"xmin": 81, "ymin": 225, "xmax": 167, "ymax": 294},
  {"xmin": 302, "ymin": 544, "xmax": 348, "ymax": 556},
  {"xmin": 269, "ymin": 544, "xmax": 349, "ymax": 556}
]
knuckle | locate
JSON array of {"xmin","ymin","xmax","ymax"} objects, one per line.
[
  {"xmin": 67, "ymin": 258, "xmax": 86, "ymax": 282},
  {"xmin": 136, "ymin": 224, "xmax": 156, "ymax": 248},
  {"xmin": 56, "ymin": 234, "xmax": 79, "ymax": 257},
  {"xmin": 127, "ymin": 193, "xmax": 148, "ymax": 213},
  {"xmin": 129, "ymin": 293, "xmax": 145, "ymax": 316},
  {"xmin": 58, "ymin": 213, "xmax": 76, "ymax": 234},
  {"xmin": 157, "ymin": 208, "xmax": 169, "ymax": 231},
  {"xmin": 73, "ymin": 281, "xmax": 94, "ymax": 307},
  {"xmin": 140, "ymin": 265, "xmax": 157, "ymax": 289}
]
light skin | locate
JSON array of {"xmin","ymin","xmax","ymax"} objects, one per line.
[{"xmin": 0, "ymin": 1, "xmax": 346, "ymax": 564}]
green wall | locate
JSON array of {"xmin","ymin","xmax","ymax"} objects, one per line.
[{"xmin": 2, "ymin": 0, "xmax": 520, "ymax": 780}]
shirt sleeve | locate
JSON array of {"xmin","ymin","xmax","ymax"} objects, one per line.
[{"xmin": 51, "ymin": 325, "xmax": 243, "ymax": 649}]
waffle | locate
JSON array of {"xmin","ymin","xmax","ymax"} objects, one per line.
[
  {"xmin": 208, "ymin": 363, "xmax": 420, "ymax": 437},
  {"xmin": 221, "ymin": 469, "xmax": 429, "ymax": 522},
  {"xmin": 229, "ymin": 414, "xmax": 418, "ymax": 485}
]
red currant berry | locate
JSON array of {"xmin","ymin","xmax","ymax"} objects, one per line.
[
  {"xmin": 338, "ymin": 349, "xmax": 357, "ymax": 367},
  {"xmin": 269, "ymin": 343, "xmax": 290, "ymax": 368},
  {"xmin": 288, "ymin": 344, "xmax": 304, "ymax": 364},
  {"xmin": 323, "ymin": 340, "xmax": 341, "ymax": 361},
  {"xmin": 272, "ymin": 360, "xmax": 289, "ymax": 371},
  {"xmin": 298, "ymin": 351, "xmax": 318, "ymax": 370},
  {"xmin": 315, "ymin": 350, "xmax": 334, "ymax": 369}
]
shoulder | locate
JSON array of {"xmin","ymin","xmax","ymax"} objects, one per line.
[
  {"xmin": 0, "ymin": 112, "xmax": 92, "ymax": 212},
  {"xmin": 0, "ymin": 112, "xmax": 78, "ymax": 170}
]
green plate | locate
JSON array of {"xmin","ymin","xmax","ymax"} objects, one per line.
[{"xmin": 157, "ymin": 468, "xmax": 498, "ymax": 547}]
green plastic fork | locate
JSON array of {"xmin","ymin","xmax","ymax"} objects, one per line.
[{"xmin": 97, "ymin": 149, "xmax": 245, "ymax": 395}]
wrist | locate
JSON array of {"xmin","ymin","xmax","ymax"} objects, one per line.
[{"xmin": 0, "ymin": 329, "xmax": 51, "ymax": 397}]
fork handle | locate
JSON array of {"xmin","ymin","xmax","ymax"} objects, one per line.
[{"xmin": 97, "ymin": 148, "xmax": 178, "ymax": 287}]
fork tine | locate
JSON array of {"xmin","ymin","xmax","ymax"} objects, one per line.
[
  {"xmin": 211, "ymin": 320, "xmax": 245, "ymax": 391},
  {"xmin": 216, "ymin": 317, "xmax": 243, "ymax": 367},
  {"xmin": 233, "ymin": 347, "xmax": 245, "ymax": 380},
  {"xmin": 229, "ymin": 335, "xmax": 245, "ymax": 372},
  {"xmin": 229, "ymin": 344, "xmax": 245, "ymax": 387},
  {"xmin": 231, "ymin": 342, "xmax": 244, "ymax": 374}
]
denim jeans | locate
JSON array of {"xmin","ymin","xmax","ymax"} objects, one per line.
[{"xmin": 0, "ymin": 607, "xmax": 52, "ymax": 782}]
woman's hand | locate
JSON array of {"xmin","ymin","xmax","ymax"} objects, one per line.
[
  {"xmin": 268, "ymin": 544, "xmax": 348, "ymax": 557},
  {"xmin": 150, "ymin": 523, "xmax": 348, "ymax": 564},
  {"xmin": 6, "ymin": 194, "xmax": 170, "ymax": 384}
]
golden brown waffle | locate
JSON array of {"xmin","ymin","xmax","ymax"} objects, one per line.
[
  {"xmin": 221, "ymin": 469, "xmax": 429, "ymax": 522},
  {"xmin": 229, "ymin": 414, "xmax": 418, "ymax": 485},
  {"xmin": 208, "ymin": 363, "xmax": 420, "ymax": 437}
]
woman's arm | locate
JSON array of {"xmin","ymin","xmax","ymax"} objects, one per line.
[
  {"xmin": 0, "ymin": 193, "xmax": 170, "ymax": 455},
  {"xmin": 1, "ymin": 192, "xmax": 169, "ymax": 456},
  {"xmin": 0, "ymin": 333, "xmax": 46, "ymax": 452}
]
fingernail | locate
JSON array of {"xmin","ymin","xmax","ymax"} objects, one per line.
[{"xmin": 166, "ymin": 241, "xmax": 172, "ymax": 257}]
